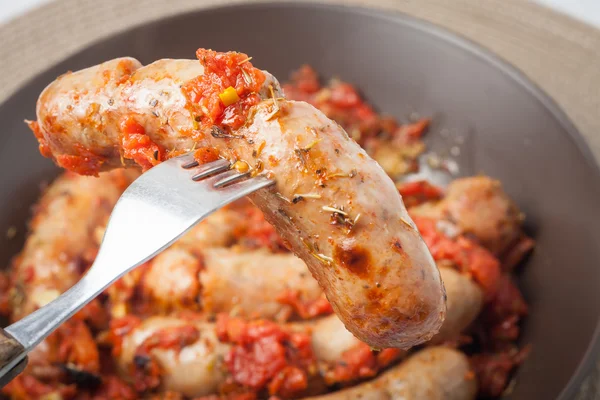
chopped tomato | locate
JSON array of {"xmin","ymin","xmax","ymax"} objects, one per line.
[
  {"xmin": 397, "ymin": 118, "xmax": 430, "ymax": 140},
  {"xmin": 237, "ymin": 206, "xmax": 288, "ymax": 252},
  {"xmin": 412, "ymin": 216, "xmax": 501, "ymax": 300},
  {"xmin": 120, "ymin": 117, "xmax": 163, "ymax": 171},
  {"xmin": 329, "ymin": 82, "xmax": 361, "ymax": 109},
  {"xmin": 182, "ymin": 49, "xmax": 266, "ymax": 136},
  {"xmin": 398, "ymin": 180, "xmax": 444, "ymax": 208},
  {"xmin": 56, "ymin": 144, "xmax": 106, "ymax": 176},
  {"xmin": 267, "ymin": 366, "xmax": 308, "ymax": 398},
  {"xmin": 194, "ymin": 146, "xmax": 221, "ymax": 164},
  {"xmin": 276, "ymin": 290, "xmax": 333, "ymax": 320},
  {"xmin": 326, "ymin": 343, "xmax": 403, "ymax": 384},
  {"xmin": 283, "ymin": 65, "xmax": 427, "ymax": 159},
  {"xmin": 216, "ymin": 315, "xmax": 315, "ymax": 397}
]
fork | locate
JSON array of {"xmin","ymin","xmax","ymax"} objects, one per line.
[{"xmin": 0, "ymin": 152, "xmax": 274, "ymax": 387}]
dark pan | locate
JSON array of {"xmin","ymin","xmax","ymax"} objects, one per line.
[{"xmin": 0, "ymin": 3, "xmax": 599, "ymax": 399}]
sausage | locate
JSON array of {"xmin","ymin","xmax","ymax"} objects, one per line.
[
  {"xmin": 303, "ymin": 347, "xmax": 477, "ymax": 400},
  {"xmin": 410, "ymin": 176, "xmax": 523, "ymax": 255},
  {"xmin": 175, "ymin": 203, "xmax": 251, "ymax": 251},
  {"xmin": 29, "ymin": 50, "xmax": 446, "ymax": 349},
  {"xmin": 9, "ymin": 170, "xmax": 138, "ymax": 320},
  {"xmin": 311, "ymin": 267, "xmax": 482, "ymax": 362},
  {"xmin": 140, "ymin": 247, "xmax": 203, "ymax": 312},
  {"xmin": 117, "ymin": 317, "xmax": 228, "ymax": 397},
  {"xmin": 139, "ymin": 247, "xmax": 324, "ymax": 320},
  {"xmin": 430, "ymin": 266, "xmax": 483, "ymax": 344},
  {"xmin": 199, "ymin": 248, "xmax": 324, "ymax": 321},
  {"xmin": 115, "ymin": 267, "xmax": 480, "ymax": 396}
]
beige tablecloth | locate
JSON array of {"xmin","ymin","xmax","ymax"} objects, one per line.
[{"xmin": 0, "ymin": 0, "xmax": 599, "ymax": 398}]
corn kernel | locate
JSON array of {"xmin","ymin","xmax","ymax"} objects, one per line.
[{"xmin": 219, "ymin": 86, "xmax": 240, "ymax": 106}]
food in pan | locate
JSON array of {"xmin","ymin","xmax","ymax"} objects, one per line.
[{"xmin": 1, "ymin": 50, "xmax": 533, "ymax": 399}]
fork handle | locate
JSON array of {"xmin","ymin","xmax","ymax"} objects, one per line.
[{"xmin": 0, "ymin": 328, "xmax": 27, "ymax": 387}]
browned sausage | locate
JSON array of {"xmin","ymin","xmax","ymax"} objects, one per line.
[
  {"xmin": 137, "ymin": 247, "xmax": 324, "ymax": 321},
  {"xmin": 303, "ymin": 347, "xmax": 477, "ymax": 400}
]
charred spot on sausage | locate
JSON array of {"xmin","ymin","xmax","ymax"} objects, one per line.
[{"xmin": 333, "ymin": 243, "xmax": 372, "ymax": 278}]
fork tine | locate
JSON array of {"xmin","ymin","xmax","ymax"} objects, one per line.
[
  {"xmin": 182, "ymin": 160, "xmax": 199, "ymax": 169},
  {"xmin": 214, "ymin": 171, "xmax": 251, "ymax": 188},
  {"xmin": 177, "ymin": 151, "xmax": 197, "ymax": 166},
  {"xmin": 219, "ymin": 174, "xmax": 275, "ymax": 193},
  {"xmin": 191, "ymin": 159, "xmax": 231, "ymax": 181}
]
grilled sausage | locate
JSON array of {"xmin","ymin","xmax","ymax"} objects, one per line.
[
  {"xmin": 311, "ymin": 267, "xmax": 483, "ymax": 361},
  {"xmin": 199, "ymin": 248, "xmax": 324, "ymax": 321},
  {"xmin": 29, "ymin": 50, "xmax": 446, "ymax": 349},
  {"xmin": 430, "ymin": 266, "xmax": 483, "ymax": 344},
  {"xmin": 175, "ymin": 203, "xmax": 251, "ymax": 251},
  {"xmin": 139, "ymin": 247, "xmax": 324, "ymax": 321},
  {"xmin": 303, "ymin": 347, "xmax": 477, "ymax": 400}
]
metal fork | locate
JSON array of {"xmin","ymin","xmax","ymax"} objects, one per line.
[{"xmin": 0, "ymin": 152, "xmax": 274, "ymax": 387}]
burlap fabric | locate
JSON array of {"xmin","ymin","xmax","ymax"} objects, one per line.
[{"xmin": 0, "ymin": 0, "xmax": 598, "ymax": 398}]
